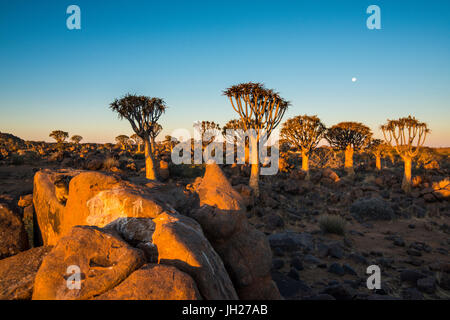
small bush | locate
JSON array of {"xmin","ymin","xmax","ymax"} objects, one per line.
[
  {"xmin": 103, "ymin": 157, "xmax": 119, "ymax": 170},
  {"xmin": 318, "ymin": 214, "xmax": 346, "ymax": 235},
  {"xmin": 10, "ymin": 154, "xmax": 24, "ymax": 165}
]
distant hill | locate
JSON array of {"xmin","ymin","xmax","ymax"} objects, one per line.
[{"xmin": 0, "ymin": 132, "xmax": 26, "ymax": 149}]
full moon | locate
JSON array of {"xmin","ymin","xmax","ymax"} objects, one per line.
[{"xmin": 352, "ymin": 77, "xmax": 357, "ymax": 82}]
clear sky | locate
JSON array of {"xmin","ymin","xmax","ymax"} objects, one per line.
[{"xmin": 0, "ymin": 0, "xmax": 449, "ymax": 146}]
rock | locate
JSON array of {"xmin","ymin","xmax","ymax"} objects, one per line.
[
  {"xmin": 272, "ymin": 258, "xmax": 284, "ymax": 270},
  {"xmin": 268, "ymin": 232, "xmax": 314, "ymax": 253},
  {"xmin": 150, "ymin": 213, "xmax": 238, "ymax": 300},
  {"xmin": 32, "ymin": 169, "xmax": 81, "ymax": 245},
  {"xmin": 212, "ymin": 224, "xmax": 277, "ymax": 299},
  {"xmin": 400, "ymin": 269, "xmax": 426, "ymax": 284},
  {"xmin": 0, "ymin": 246, "xmax": 52, "ymax": 300},
  {"xmin": 33, "ymin": 169, "xmax": 175, "ymax": 246},
  {"xmin": 320, "ymin": 284, "xmax": 354, "ymax": 300},
  {"xmin": 328, "ymin": 263, "xmax": 345, "ymax": 276},
  {"xmin": 343, "ymin": 264, "xmax": 357, "ymax": 276},
  {"xmin": 322, "ymin": 168, "xmax": 340, "ymax": 183},
  {"xmin": 304, "ymin": 294, "xmax": 335, "ymax": 300},
  {"xmin": 85, "ymin": 158, "xmax": 103, "ymax": 171},
  {"xmin": 271, "ymin": 271, "xmax": 312, "ymax": 299},
  {"xmin": 0, "ymin": 202, "xmax": 28, "ymax": 259},
  {"xmin": 32, "ymin": 226, "xmax": 145, "ymax": 300},
  {"xmin": 417, "ymin": 277, "xmax": 436, "ymax": 294},
  {"xmin": 158, "ymin": 160, "xmax": 170, "ymax": 181},
  {"xmin": 288, "ymin": 268, "xmax": 299, "ymax": 281},
  {"xmin": 402, "ymin": 287, "xmax": 424, "ymax": 300},
  {"xmin": 191, "ymin": 163, "xmax": 280, "ymax": 300},
  {"xmin": 291, "ymin": 257, "xmax": 304, "ymax": 271},
  {"xmin": 328, "ymin": 243, "xmax": 344, "ymax": 259},
  {"xmin": 195, "ymin": 162, "xmax": 244, "ymax": 212},
  {"xmin": 438, "ymin": 272, "xmax": 450, "ymax": 290},
  {"xmin": 350, "ymin": 197, "xmax": 395, "ymax": 222},
  {"xmin": 95, "ymin": 264, "xmax": 202, "ymax": 300},
  {"xmin": 303, "ymin": 254, "xmax": 322, "ymax": 265},
  {"xmin": 17, "ymin": 194, "xmax": 33, "ymax": 207}
]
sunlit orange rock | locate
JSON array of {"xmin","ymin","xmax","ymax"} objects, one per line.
[
  {"xmin": 33, "ymin": 170, "xmax": 173, "ymax": 245},
  {"xmin": 0, "ymin": 246, "xmax": 52, "ymax": 300},
  {"xmin": 0, "ymin": 202, "xmax": 29, "ymax": 259},
  {"xmin": 32, "ymin": 226, "xmax": 145, "ymax": 300},
  {"xmin": 190, "ymin": 163, "xmax": 281, "ymax": 300},
  {"xmin": 151, "ymin": 213, "xmax": 238, "ymax": 300},
  {"xmin": 95, "ymin": 264, "xmax": 202, "ymax": 300}
]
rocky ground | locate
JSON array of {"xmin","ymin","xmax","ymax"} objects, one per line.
[{"xmin": 0, "ymin": 133, "xmax": 449, "ymax": 300}]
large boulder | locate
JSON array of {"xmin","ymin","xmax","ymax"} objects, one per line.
[
  {"xmin": 0, "ymin": 202, "xmax": 28, "ymax": 259},
  {"xmin": 95, "ymin": 264, "xmax": 201, "ymax": 300},
  {"xmin": 33, "ymin": 170, "xmax": 176, "ymax": 245},
  {"xmin": 190, "ymin": 163, "xmax": 281, "ymax": 300},
  {"xmin": 32, "ymin": 226, "xmax": 145, "ymax": 300},
  {"xmin": 0, "ymin": 246, "xmax": 52, "ymax": 300},
  {"xmin": 32, "ymin": 169, "xmax": 81, "ymax": 245},
  {"xmin": 105, "ymin": 215, "xmax": 238, "ymax": 300}
]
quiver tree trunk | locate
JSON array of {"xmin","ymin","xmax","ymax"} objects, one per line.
[
  {"xmin": 151, "ymin": 137, "xmax": 156, "ymax": 154},
  {"xmin": 344, "ymin": 146, "xmax": 354, "ymax": 176},
  {"xmin": 137, "ymin": 143, "xmax": 142, "ymax": 153},
  {"xmin": 301, "ymin": 149, "xmax": 310, "ymax": 180},
  {"xmin": 402, "ymin": 155, "xmax": 412, "ymax": 194},
  {"xmin": 249, "ymin": 135, "xmax": 260, "ymax": 196},
  {"xmin": 375, "ymin": 153, "xmax": 381, "ymax": 170},
  {"xmin": 144, "ymin": 138, "xmax": 158, "ymax": 181}
]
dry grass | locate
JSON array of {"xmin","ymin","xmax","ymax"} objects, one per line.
[{"xmin": 318, "ymin": 214, "xmax": 346, "ymax": 235}]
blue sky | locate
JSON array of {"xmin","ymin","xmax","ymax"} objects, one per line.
[{"xmin": 0, "ymin": 0, "xmax": 449, "ymax": 146}]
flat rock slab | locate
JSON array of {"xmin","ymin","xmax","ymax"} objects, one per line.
[
  {"xmin": 0, "ymin": 246, "xmax": 52, "ymax": 300},
  {"xmin": 32, "ymin": 226, "xmax": 145, "ymax": 300},
  {"xmin": 95, "ymin": 264, "xmax": 202, "ymax": 300}
]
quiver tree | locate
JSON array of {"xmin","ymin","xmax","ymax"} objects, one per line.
[
  {"xmin": 381, "ymin": 116, "xmax": 430, "ymax": 193},
  {"xmin": 115, "ymin": 135, "xmax": 129, "ymax": 151},
  {"xmin": 130, "ymin": 133, "xmax": 143, "ymax": 153},
  {"xmin": 222, "ymin": 119, "xmax": 259, "ymax": 164},
  {"xmin": 70, "ymin": 135, "xmax": 83, "ymax": 145},
  {"xmin": 110, "ymin": 94, "xmax": 167, "ymax": 180},
  {"xmin": 163, "ymin": 135, "xmax": 177, "ymax": 152},
  {"xmin": 49, "ymin": 130, "xmax": 69, "ymax": 150},
  {"xmin": 325, "ymin": 122, "xmax": 372, "ymax": 176},
  {"xmin": 223, "ymin": 82, "xmax": 289, "ymax": 196},
  {"xmin": 280, "ymin": 115, "xmax": 326, "ymax": 180},
  {"xmin": 149, "ymin": 123, "xmax": 162, "ymax": 153},
  {"xmin": 366, "ymin": 138, "xmax": 386, "ymax": 170},
  {"xmin": 195, "ymin": 121, "xmax": 221, "ymax": 150}
]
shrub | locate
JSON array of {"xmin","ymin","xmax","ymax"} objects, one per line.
[
  {"xmin": 103, "ymin": 157, "xmax": 119, "ymax": 170},
  {"xmin": 318, "ymin": 214, "xmax": 346, "ymax": 235}
]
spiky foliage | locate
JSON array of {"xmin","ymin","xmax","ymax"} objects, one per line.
[
  {"xmin": 49, "ymin": 130, "xmax": 69, "ymax": 144},
  {"xmin": 110, "ymin": 94, "xmax": 167, "ymax": 140},
  {"xmin": 381, "ymin": 115, "xmax": 430, "ymax": 193},
  {"xmin": 149, "ymin": 123, "xmax": 163, "ymax": 153},
  {"xmin": 194, "ymin": 121, "xmax": 221, "ymax": 147},
  {"xmin": 115, "ymin": 135, "xmax": 129, "ymax": 150},
  {"xmin": 70, "ymin": 135, "xmax": 83, "ymax": 144},
  {"xmin": 281, "ymin": 115, "xmax": 326, "ymax": 178},
  {"xmin": 130, "ymin": 133, "xmax": 143, "ymax": 153},
  {"xmin": 325, "ymin": 122, "xmax": 372, "ymax": 151},
  {"xmin": 223, "ymin": 82, "xmax": 289, "ymax": 195},
  {"xmin": 110, "ymin": 94, "xmax": 167, "ymax": 180},
  {"xmin": 325, "ymin": 122, "xmax": 372, "ymax": 176},
  {"xmin": 223, "ymin": 82, "xmax": 289, "ymax": 135}
]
